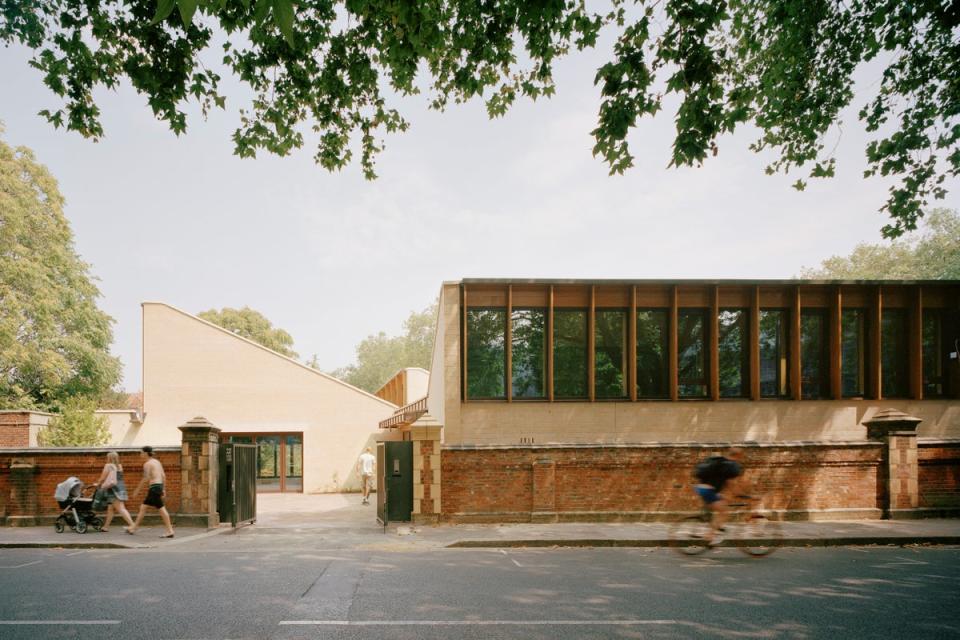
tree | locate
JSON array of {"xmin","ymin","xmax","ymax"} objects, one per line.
[
  {"xmin": 37, "ymin": 396, "xmax": 111, "ymax": 447},
  {"xmin": 0, "ymin": 129, "xmax": 122, "ymax": 411},
  {"xmin": 2, "ymin": 1, "xmax": 956, "ymax": 237},
  {"xmin": 332, "ymin": 302, "xmax": 436, "ymax": 393},
  {"xmin": 800, "ymin": 208, "xmax": 960, "ymax": 280},
  {"xmin": 197, "ymin": 306, "xmax": 298, "ymax": 357}
]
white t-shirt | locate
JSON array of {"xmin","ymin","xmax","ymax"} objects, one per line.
[{"xmin": 358, "ymin": 452, "xmax": 376, "ymax": 476}]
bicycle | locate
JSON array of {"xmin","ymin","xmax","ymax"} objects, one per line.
[{"xmin": 668, "ymin": 492, "xmax": 782, "ymax": 557}]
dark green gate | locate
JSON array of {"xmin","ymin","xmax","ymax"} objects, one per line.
[
  {"xmin": 218, "ymin": 443, "xmax": 257, "ymax": 527},
  {"xmin": 376, "ymin": 441, "xmax": 413, "ymax": 525}
]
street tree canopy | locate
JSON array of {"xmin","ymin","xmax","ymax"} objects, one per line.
[
  {"xmin": 332, "ymin": 302, "xmax": 436, "ymax": 393},
  {"xmin": 0, "ymin": 130, "xmax": 122, "ymax": 411},
  {"xmin": 198, "ymin": 306, "xmax": 299, "ymax": 357},
  {"xmin": 2, "ymin": 1, "xmax": 956, "ymax": 237},
  {"xmin": 800, "ymin": 208, "xmax": 960, "ymax": 280}
]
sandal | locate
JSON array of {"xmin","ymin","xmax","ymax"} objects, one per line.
[
  {"xmin": 159, "ymin": 533, "xmax": 175, "ymax": 539},
  {"xmin": 100, "ymin": 528, "xmax": 110, "ymax": 533},
  {"xmin": 124, "ymin": 528, "xmax": 135, "ymax": 535}
]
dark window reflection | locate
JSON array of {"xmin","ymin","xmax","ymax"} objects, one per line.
[
  {"xmin": 760, "ymin": 309, "xmax": 789, "ymax": 397},
  {"xmin": 718, "ymin": 309, "xmax": 748, "ymax": 398},
  {"xmin": 801, "ymin": 311, "xmax": 828, "ymax": 399},
  {"xmin": 512, "ymin": 308, "xmax": 546, "ymax": 398},
  {"xmin": 466, "ymin": 308, "xmax": 506, "ymax": 398},
  {"xmin": 842, "ymin": 309, "xmax": 866, "ymax": 397},
  {"xmin": 595, "ymin": 310, "xmax": 627, "ymax": 398},
  {"xmin": 637, "ymin": 309, "xmax": 669, "ymax": 398},
  {"xmin": 554, "ymin": 309, "xmax": 588, "ymax": 398},
  {"xmin": 678, "ymin": 310, "xmax": 708, "ymax": 397},
  {"xmin": 882, "ymin": 309, "xmax": 908, "ymax": 398}
]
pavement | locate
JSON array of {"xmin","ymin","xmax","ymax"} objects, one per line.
[{"xmin": 2, "ymin": 492, "xmax": 957, "ymax": 550}]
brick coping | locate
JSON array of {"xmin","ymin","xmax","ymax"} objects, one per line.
[
  {"xmin": 0, "ymin": 446, "xmax": 181, "ymax": 454},
  {"xmin": 443, "ymin": 438, "xmax": 960, "ymax": 451}
]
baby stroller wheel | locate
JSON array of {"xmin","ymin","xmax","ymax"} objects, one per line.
[
  {"xmin": 75, "ymin": 520, "xmax": 88, "ymax": 534},
  {"xmin": 90, "ymin": 517, "xmax": 104, "ymax": 532},
  {"xmin": 54, "ymin": 517, "xmax": 66, "ymax": 533}
]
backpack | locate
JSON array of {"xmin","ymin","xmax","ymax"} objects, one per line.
[{"xmin": 694, "ymin": 456, "xmax": 727, "ymax": 483}]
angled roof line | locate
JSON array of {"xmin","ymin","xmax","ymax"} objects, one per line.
[{"xmin": 141, "ymin": 302, "xmax": 397, "ymax": 409}]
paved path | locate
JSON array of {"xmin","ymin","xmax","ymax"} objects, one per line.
[{"xmin": 2, "ymin": 492, "xmax": 958, "ymax": 550}]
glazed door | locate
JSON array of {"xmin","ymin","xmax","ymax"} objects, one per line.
[{"xmin": 224, "ymin": 433, "xmax": 303, "ymax": 493}]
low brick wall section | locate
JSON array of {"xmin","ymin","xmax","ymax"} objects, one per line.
[
  {"xmin": 442, "ymin": 442, "xmax": 885, "ymax": 523},
  {"xmin": 918, "ymin": 440, "xmax": 960, "ymax": 513},
  {"xmin": 0, "ymin": 448, "xmax": 181, "ymax": 526}
]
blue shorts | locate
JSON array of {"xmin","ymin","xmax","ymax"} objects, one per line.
[{"xmin": 695, "ymin": 486, "xmax": 721, "ymax": 505}]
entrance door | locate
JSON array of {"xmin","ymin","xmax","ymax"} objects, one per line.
[{"xmin": 224, "ymin": 433, "xmax": 303, "ymax": 493}]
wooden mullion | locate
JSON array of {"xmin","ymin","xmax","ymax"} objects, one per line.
[
  {"xmin": 910, "ymin": 287, "xmax": 923, "ymax": 399},
  {"xmin": 547, "ymin": 286, "xmax": 555, "ymax": 402},
  {"xmin": 629, "ymin": 286, "xmax": 638, "ymax": 402},
  {"xmin": 791, "ymin": 286, "xmax": 802, "ymax": 400},
  {"xmin": 750, "ymin": 286, "xmax": 760, "ymax": 400},
  {"xmin": 589, "ymin": 285, "xmax": 596, "ymax": 402},
  {"xmin": 506, "ymin": 285, "xmax": 512, "ymax": 402},
  {"xmin": 871, "ymin": 286, "xmax": 883, "ymax": 399},
  {"xmin": 710, "ymin": 286, "xmax": 719, "ymax": 400},
  {"xmin": 670, "ymin": 285, "xmax": 679, "ymax": 401},
  {"xmin": 461, "ymin": 284, "xmax": 468, "ymax": 403},
  {"xmin": 830, "ymin": 286, "xmax": 842, "ymax": 399}
]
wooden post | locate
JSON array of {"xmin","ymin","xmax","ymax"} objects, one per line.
[
  {"xmin": 461, "ymin": 285, "xmax": 468, "ymax": 402},
  {"xmin": 750, "ymin": 286, "xmax": 761, "ymax": 400},
  {"xmin": 506, "ymin": 285, "xmax": 513, "ymax": 402},
  {"xmin": 547, "ymin": 286, "xmax": 555, "ymax": 402},
  {"xmin": 670, "ymin": 285, "xmax": 679, "ymax": 401},
  {"xmin": 830, "ymin": 286, "xmax": 843, "ymax": 399},
  {"xmin": 588, "ymin": 285, "xmax": 596, "ymax": 402},
  {"xmin": 910, "ymin": 287, "xmax": 923, "ymax": 399},
  {"xmin": 871, "ymin": 286, "xmax": 883, "ymax": 399},
  {"xmin": 710, "ymin": 285, "xmax": 720, "ymax": 401},
  {"xmin": 629, "ymin": 286, "xmax": 638, "ymax": 402},
  {"xmin": 791, "ymin": 286, "xmax": 802, "ymax": 400}
]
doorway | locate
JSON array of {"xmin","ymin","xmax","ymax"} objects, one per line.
[{"xmin": 222, "ymin": 433, "xmax": 303, "ymax": 493}]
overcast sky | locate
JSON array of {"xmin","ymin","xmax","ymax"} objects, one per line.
[{"xmin": 2, "ymin": 25, "xmax": 957, "ymax": 392}]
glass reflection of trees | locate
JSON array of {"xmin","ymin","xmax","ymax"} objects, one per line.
[
  {"xmin": 841, "ymin": 309, "xmax": 866, "ymax": 397},
  {"xmin": 466, "ymin": 308, "xmax": 506, "ymax": 398},
  {"xmin": 595, "ymin": 310, "xmax": 627, "ymax": 398},
  {"xmin": 881, "ymin": 310, "xmax": 908, "ymax": 397},
  {"xmin": 923, "ymin": 312, "xmax": 944, "ymax": 397},
  {"xmin": 801, "ymin": 311, "xmax": 828, "ymax": 399},
  {"xmin": 678, "ymin": 310, "xmax": 707, "ymax": 397},
  {"xmin": 718, "ymin": 309, "xmax": 748, "ymax": 397},
  {"xmin": 512, "ymin": 308, "xmax": 546, "ymax": 398},
  {"xmin": 637, "ymin": 310, "xmax": 668, "ymax": 398},
  {"xmin": 760, "ymin": 310, "xmax": 789, "ymax": 398},
  {"xmin": 554, "ymin": 310, "xmax": 588, "ymax": 398}
]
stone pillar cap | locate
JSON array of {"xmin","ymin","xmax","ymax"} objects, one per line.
[
  {"xmin": 178, "ymin": 416, "xmax": 221, "ymax": 433},
  {"xmin": 863, "ymin": 408, "xmax": 922, "ymax": 426}
]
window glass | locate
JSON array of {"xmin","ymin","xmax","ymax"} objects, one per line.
[
  {"xmin": 466, "ymin": 308, "xmax": 506, "ymax": 398},
  {"xmin": 595, "ymin": 309, "xmax": 627, "ymax": 398},
  {"xmin": 512, "ymin": 308, "xmax": 546, "ymax": 398},
  {"xmin": 554, "ymin": 309, "xmax": 588, "ymax": 398},
  {"xmin": 637, "ymin": 309, "xmax": 669, "ymax": 398},
  {"xmin": 800, "ymin": 311, "xmax": 828, "ymax": 399},
  {"xmin": 881, "ymin": 309, "xmax": 908, "ymax": 397},
  {"xmin": 923, "ymin": 312, "xmax": 944, "ymax": 397},
  {"xmin": 678, "ymin": 310, "xmax": 708, "ymax": 397},
  {"xmin": 759, "ymin": 309, "xmax": 789, "ymax": 397},
  {"xmin": 718, "ymin": 309, "xmax": 748, "ymax": 398},
  {"xmin": 841, "ymin": 309, "xmax": 866, "ymax": 397}
]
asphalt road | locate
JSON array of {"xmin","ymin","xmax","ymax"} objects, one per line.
[{"xmin": 1, "ymin": 546, "xmax": 958, "ymax": 639}]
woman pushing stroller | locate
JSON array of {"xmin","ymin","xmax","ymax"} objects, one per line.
[{"xmin": 90, "ymin": 451, "xmax": 135, "ymax": 532}]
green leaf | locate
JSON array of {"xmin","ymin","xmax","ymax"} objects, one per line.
[
  {"xmin": 178, "ymin": 0, "xmax": 198, "ymax": 26},
  {"xmin": 150, "ymin": 0, "xmax": 177, "ymax": 24},
  {"xmin": 253, "ymin": 0, "xmax": 271, "ymax": 22},
  {"xmin": 273, "ymin": 0, "xmax": 295, "ymax": 47}
]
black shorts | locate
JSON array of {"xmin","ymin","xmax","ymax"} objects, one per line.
[{"xmin": 144, "ymin": 484, "xmax": 165, "ymax": 508}]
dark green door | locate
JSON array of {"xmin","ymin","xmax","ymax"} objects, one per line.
[{"xmin": 379, "ymin": 441, "xmax": 413, "ymax": 524}]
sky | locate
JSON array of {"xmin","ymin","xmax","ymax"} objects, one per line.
[{"xmin": 2, "ymin": 21, "xmax": 957, "ymax": 392}]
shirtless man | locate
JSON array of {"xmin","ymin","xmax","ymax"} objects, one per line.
[
  {"xmin": 125, "ymin": 445, "xmax": 175, "ymax": 538},
  {"xmin": 357, "ymin": 447, "xmax": 376, "ymax": 505}
]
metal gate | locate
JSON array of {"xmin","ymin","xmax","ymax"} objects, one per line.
[
  {"xmin": 218, "ymin": 443, "xmax": 257, "ymax": 527},
  {"xmin": 376, "ymin": 441, "xmax": 413, "ymax": 526}
]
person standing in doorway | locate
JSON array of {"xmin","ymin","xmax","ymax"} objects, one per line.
[
  {"xmin": 357, "ymin": 447, "xmax": 376, "ymax": 505},
  {"xmin": 125, "ymin": 446, "xmax": 175, "ymax": 538}
]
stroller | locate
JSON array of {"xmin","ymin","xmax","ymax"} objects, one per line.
[{"xmin": 53, "ymin": 476, "xmax": 104, "ymax": 534}]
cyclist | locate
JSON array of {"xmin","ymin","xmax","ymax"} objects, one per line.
[{"xmin": 693, "ymin": 446, "xmax": 744, "ymax": 546}]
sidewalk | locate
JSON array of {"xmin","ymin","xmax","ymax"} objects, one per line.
[{"xmin": 1, "ymin": 494, "xmax": 957, "ymax": 551}]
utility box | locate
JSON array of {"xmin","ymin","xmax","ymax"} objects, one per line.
[{"xmin": 376, "ymin": 441, "xmax": 413, "ymax": 525}]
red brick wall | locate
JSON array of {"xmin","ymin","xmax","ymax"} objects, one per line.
[
  {"xmin": 0, "ymin": 448, "xmax": 181, "ymax": 523},
  {"xmin": 442, "ymin": 443, "xmax": 884, "ymax": 522},
  {"xmin": 919, "ymin": 441, "xmax": 960, "ymax": 510},
  {"xmin": 0, "ymin": 413, "xmax": 31, "ymax": 448}
]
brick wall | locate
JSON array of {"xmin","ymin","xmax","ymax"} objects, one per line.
[
  {"xmin": 918, "ymin": 441, "xmax": 960, "ymax": 512},
  {"xmin": 442, "ymin": 443, "xmax": 885, "ymax": 523},
  {"xmin": 0, "ymin": 413, "xmax": 31, "ymax": 448},
  {"xmin": 0, "ymin": 448, "xmax": 181, "ymax": 526}
]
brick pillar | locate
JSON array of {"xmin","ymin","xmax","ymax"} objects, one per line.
[
  {"xmin": 864, "ymin": 408, "xmax": 922, "ymax": 519},
  {"xmin": 0, "ymin": 411, "xmax": 52, "ymax": 448},
  {"xmin": 411, "ymin": 414, "xmax": 442, "ymax": 525},
  {"xmin": 5, "ymin": 458, "xmax": 39, "ymax": 526},
  {"xmin": 532, "ymin": 458, "xmax": 557, "ymax": 523},
  {"xmin": 178, "ymin": 417, "xmax": 221, "ymax": 528}
]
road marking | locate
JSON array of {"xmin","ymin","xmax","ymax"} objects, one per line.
[
  {"xmin": 66, "ymin": 551, "xmax": 86, "ymax": 557},
  {"xmin": 0, "ymin": 621, "xmax": 120, "ymax": 625},
  {"xmin": 0, "ymin": 561, "xmax": 42, "ymax": 569},
  {"xmin": 279, "ymin": 620, "xmax": 679, "ymax": 626},
  {"xmin": 499, "ymin": 549, "xmax": 522, "ymax": 567}
]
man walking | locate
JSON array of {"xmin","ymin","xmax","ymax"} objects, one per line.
[
  {"xmin": 357, "ymin": 447, "xmax": 376, "ymax": 505},
  {"xmin": 125, "ymin": 445, "xmax": 175, "ymax": 538}
]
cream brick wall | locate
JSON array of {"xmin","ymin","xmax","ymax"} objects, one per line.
[{"xmin": 138, "ymin": 302, "xmax": 396, "ymax": 493}]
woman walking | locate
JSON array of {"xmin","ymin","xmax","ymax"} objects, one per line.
[{"xmin": 92, "ymin": 451, "xmax": 135, "ymax": 532}]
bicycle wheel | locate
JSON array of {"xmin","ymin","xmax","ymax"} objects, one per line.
[
  {"xmin": 738, "ymin": 514, "xmax": 782, "ymax": 557},
  {"xmin": 668, "ymin": 515, "xmax": 712, "ymax": 555}
]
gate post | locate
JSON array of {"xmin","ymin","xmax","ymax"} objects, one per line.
[
  {"xmin": 864, "ymin": 408, "xmax": 922, "ymax": 519},
  {"xmin": 178, "ymin": 416, "xmax": 221, "ymax": 528},
  {"xmin": 411, "ymin": 414, "xmax": 442, "ymax": 525}
]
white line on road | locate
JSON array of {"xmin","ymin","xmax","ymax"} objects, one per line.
[
  {"xmin": 66, "ymin": 551, "xmax": 86, "ymax": 557},
  {"xmin": 0, "ymin": 561, "xmax": 42, "ymax": 569},
  {"xmin": 498, "ymin": 549, "xmax": 522, "ymax": 567},
  {"xmin": 279, "ymin": 620, "xmax": 679, "ymax": 626},
  {"xmin": 0, "ymin": 621, "xmax": 120, "ymax": 625}
]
